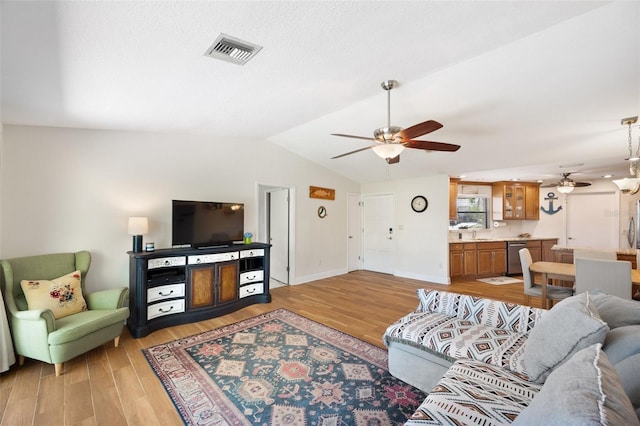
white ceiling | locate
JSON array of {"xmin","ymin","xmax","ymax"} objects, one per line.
[{"xmin": 2, "ymin": 1, "xmax": 639, "ymax": 185}]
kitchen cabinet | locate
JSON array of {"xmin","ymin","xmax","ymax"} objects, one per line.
[
  {"xmin": 477, "ymin": 242, "xmax": 507, "ymax": 276},
  {"xmin": 449, "ymin": 179, "xmax": 459, "ymax": 220},
  {"xmin": 525, "ymin": 185, "xmax": 540, "ymax": 220},
  {"xmin": 492, "ymin": 182, "xmax": 540, "ymax": 221},
  {"xmin": 541, "ymin": 239, "xmax": 558, "ymax": 261},
  {"xmin": 617, "ymin": 253, "xmax": 637, "ymax": 269},
  {"xmin": 450, "ymin": 243, "xmax": 477, "ymax": 277},
  {"xmin": 553, "ymin": 247, "xmax": 574, "ymax": 264},
  {"xmin": 450, "ymin": 238, "xmax": 557, "ymax": 279},
  {"xmin": 526, "ymin": 240, "xmax": 542, "ymax": 262}
]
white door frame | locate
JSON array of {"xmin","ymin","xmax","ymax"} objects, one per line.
[
  {"xmin": 348, "ymin": 192, "xmax": 362, "ymax": 271},
  {"xmin": 257, "ymin": 183, "xmax": 296, "ymax": 286}
]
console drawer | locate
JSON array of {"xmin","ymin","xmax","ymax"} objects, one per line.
[
  {"xmin": 147, "ymin": 283, "xmax": 185, "ymax": 303},
  {"xmin": 240, "ymin": 249, "xmax": 264, "ymax": 258},
  {"xmin": 148, "ymin": 256, "xmax": 186, "ymax": 269},
  {"xmin": 188, "ymin": 252, "xmax": 239, "ymax": 264},
  {"xmin": 147, "ymin": 299, "xmax": 185, "ymax": 320},
  {"xmin": 240, "ymin": 270, "xmax": 264, "ymax": 285},
  {"xmin": 239, "ymin": 283, "xmax": 263, "ymax": 298}
]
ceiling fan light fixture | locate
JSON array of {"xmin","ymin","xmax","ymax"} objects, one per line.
[
  {"xmin": 374, "ymin": 126, "xmax": 403, "ymax": 143},
  {"xmin": 556, "ymin": 185, "xmax": 574, "ymax": 194},
  {"xmin": 372, "ymin": 143, "xmax": 405, "ymax": 159}
]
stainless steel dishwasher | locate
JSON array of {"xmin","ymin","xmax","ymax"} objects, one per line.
[{"xmin": 507, "ymin": 241, "xmax": 527, "ymax": 275}]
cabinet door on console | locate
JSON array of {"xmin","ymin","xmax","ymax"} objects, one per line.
[
  {"xmin": 188, "ymin": 261, "xmax": 238, "ymax": 308},
  {"xmin": 188, "ymin": 265, "xmax": 215, "ymax": 309},
  {"xmin": 218, "ymin": 261, "xmax": 239, "ymax": 304}
]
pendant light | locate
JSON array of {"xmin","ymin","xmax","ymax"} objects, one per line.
[{"xmin": 613, "ymin": 116, "xmax": 640, "ymax": 195}]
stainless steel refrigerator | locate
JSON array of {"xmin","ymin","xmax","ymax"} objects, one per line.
[{"xmin": 626, "ymin": 200, "xmax": 640, "ymax": 249}]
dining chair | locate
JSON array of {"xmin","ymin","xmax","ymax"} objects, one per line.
[
  {"xmin": 574, "ymin": 258, "xmax": 632, "ymax": 299},
  {"xmin": 519, "ymin": 248, "xmax": 573, "ymax": 309},
  {"xmin": 573, "ymin": 249, "xmax": 617, "ymax": 261}
]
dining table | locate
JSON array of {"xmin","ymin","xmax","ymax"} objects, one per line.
[{"xmin": 529, "ymin": 261, "xmax": 640, "ymax": 306}]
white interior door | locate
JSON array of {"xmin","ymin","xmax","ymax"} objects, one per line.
[
  {"xmin": 268, "ymin": 188, "xmax": 289, "ymax": 284},
  {"xmin": 566, "ymin": 192, "xmax": 618, "ymax": 249},
  {"xmin": 348, "ymin": 193, "xmax": 362, "ymax": 271},
  {"xmin": 362, "ymin": 194, "xmax": 394, "ymax": 274}
]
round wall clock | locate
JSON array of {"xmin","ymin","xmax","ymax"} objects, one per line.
[
  {"xmin": 317, "ymin": 206, "xmax": 327, "ymax": 218},
  {"xmin": 411, "ymin": 195, "xmax": 428, "ymax": 213}
]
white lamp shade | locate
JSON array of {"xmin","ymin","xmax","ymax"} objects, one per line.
[
  {"xmin": 128, "ymin": 217, "xmax": 149, "ymax": 235},
  {"xmin": 371, "ymin": 143, "xmax": 405, "ymax": 159},
  {"xmin": 613, "ymin": 177, "xmax": 640, "ymax": 194},
  {"xmin": 556, "ymin": 185, "xmax": 574, "ymax": 194}
]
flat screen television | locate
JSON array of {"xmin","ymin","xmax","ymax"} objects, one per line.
[{"xmin": 172, "ymin": 200, "xmax": 244, "ymax": 248}]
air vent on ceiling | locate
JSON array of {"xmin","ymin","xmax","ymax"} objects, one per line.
[{"xmin": 204, "ymin": 33, "xmax": 262, "ymax": 65}]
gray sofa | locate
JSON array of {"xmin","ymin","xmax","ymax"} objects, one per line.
[{"xmin": 383, "ymin": 289, "xmax": 640, "ymax": 425}]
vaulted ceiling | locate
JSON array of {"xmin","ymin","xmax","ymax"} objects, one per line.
[{"xmin": 2, "ymin": 1, "xmax": 639, "ymax": 185}]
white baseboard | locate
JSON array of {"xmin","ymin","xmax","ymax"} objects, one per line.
[
  {"xmin": 393, "ymin": 270, "xmax": 451, "ymax": 285},
  {"xmin": 292, "ymin": 267, "xmax": 348, "ymax": 285}
]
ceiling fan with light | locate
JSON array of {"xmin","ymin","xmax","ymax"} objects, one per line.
[
  {"xmin": 542, "ymin": 173, "xmax": 591, "ymax": 194},
  {"xmin": 330, "ymin": 80, "xmax": 460, "ymax": 164}
]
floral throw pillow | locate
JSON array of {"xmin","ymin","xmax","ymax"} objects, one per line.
[{"xmin": 20, "ymin": 270, "xmax": 88, "ymax": 319}]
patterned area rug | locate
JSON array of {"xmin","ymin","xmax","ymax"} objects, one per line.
[
  {"xmin": 143, "ymin": 309, "xmax": 426, "ymax": 425},
  {"xmin": 477, "ymin": 276, "xmax": 523, "ymax": 285}
]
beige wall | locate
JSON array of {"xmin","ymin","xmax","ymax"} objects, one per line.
[
  {"xmin": 0, "ymin": 125, "xmax": 360, "ymax": 291},
  {"xmin": 3, "ymin": 125, "xmax": 631, "ymax": 292},
  {"xmin": 362, "ymin": 174, "xmax": 451, "ymax": 284}
]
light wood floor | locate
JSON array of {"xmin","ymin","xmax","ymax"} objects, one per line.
[{"xmin": 0, "ymin": 271, "xmax": 533, "ymax": 426}]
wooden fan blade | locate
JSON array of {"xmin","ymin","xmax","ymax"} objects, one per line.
[
  {"xmin": 386, "ymin": 155, "xmax": 400, "ymax": 164},
  {"xmin": 406, "ymin": 140, "xmax": 460, "ymax": 152},
  {"xmin": 331, "ymin": 146, "xmax": 375, "ymax": 159},
  {"xmin": 397, "ymin": 120, "xmax": 443, "ymax": 141},
  {"xmin": 331, "ymin": 133, "xmax": 375, "ymax": 142},
  {"xmin": 542, "ymin": 181, "xmax": 590, "ymax": 188}
]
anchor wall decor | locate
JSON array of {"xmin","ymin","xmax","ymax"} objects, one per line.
[{"xmin": 540, "ymin": 192, "xmax": 562, "ymax": 215}]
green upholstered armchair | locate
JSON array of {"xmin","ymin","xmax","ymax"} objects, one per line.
[{"xmin": 1, "ymin": 251, "xmax": 129, "ymax": 376}]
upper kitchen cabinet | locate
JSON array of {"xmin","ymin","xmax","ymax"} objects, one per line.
[
  {"xmin": 449, "ymin": 178, "xmax": 459, "ymax": 220},
  {"xmin": 492, "ymin": 182, "xmax": 540, "ymax": 220},
  {"xmin": 524, "ymin": 185, "xmax": 540, "ymax": 220}
]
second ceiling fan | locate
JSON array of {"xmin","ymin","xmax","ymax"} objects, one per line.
[
  {"xmin": 330, "ymin": 80, "xmax": 461, "ymax": 164},
  {"xmin": 541, "ymin": 173, "xmax": 592, "ymax": 192}
]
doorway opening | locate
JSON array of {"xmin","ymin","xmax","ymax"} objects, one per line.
[{"xmin": 257, "ymin": 184, "xmax": 296, "ymax": 287}]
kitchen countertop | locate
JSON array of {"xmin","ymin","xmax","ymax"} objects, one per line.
[
  {"xmin": 551, "ymin": 245, "xmax": 638, "ymax": 256},
  {"xmin": 450, "ymin": 237, "xmax": 559, "ymax": 243}
]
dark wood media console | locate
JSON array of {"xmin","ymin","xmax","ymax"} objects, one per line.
[{"xmin": 127, "ymin": 243, "xmax": 271, "ymax": 338}]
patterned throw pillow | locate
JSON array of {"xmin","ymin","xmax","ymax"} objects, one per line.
[{"xmin": 21, "ymin": 270, "xmax": 88, "ymax": 319}]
